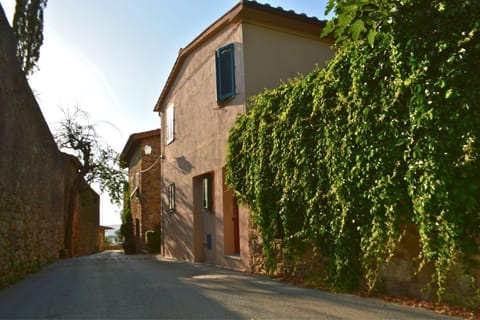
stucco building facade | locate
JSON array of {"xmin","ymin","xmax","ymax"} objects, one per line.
[{"xmin": 154, "ymin": 0, "xmax": 334, "ymax": 270}]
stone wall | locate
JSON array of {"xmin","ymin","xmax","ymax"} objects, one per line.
[
  {"xmin": 248, "ymin": 222, "xmax": 480, "ymax": 308},
  {"xmin": 123, "ymin": 130, "xmax": 161, "ymax": 252},
  {"xmin": 138, "ymin": 133, "xmax": 161, "ymax": 247},
  {"xmin": 128, "ymin": 149, "xmax": 143, "ymax": 250},
  {"xmin": 0, "ymin": 5, "xmax": 99, "ymax": 288},
  {"xmin": 375, "ymin": 226, "xmax": 480, "ymax": 307},
  {"xmin": 72, "ymin": 182, "xmax": 100, "ymax": 257}
]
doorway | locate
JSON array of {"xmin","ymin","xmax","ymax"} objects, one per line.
[
  {"xmin": 193, "ymin": 172, "xmax": 216, "ymax": 264},
  {"xmin": 222, "ymin": 168, "xmax": 240, "ymax": 255}
]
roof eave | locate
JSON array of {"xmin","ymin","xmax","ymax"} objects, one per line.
[
  {"xmin": 153, "ymin": 0, "xmax": 331, "ymax": 112},
  {"xmin": 153, "ymin": 2, "xmax": 243, "ymax": 112},
  {"xmin": 119, "ymin": 129, "xmax": 161, "ymax": 166}
]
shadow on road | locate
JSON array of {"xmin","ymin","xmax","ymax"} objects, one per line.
[{"xmin": 0, "ymin": 251, "xmax": 455, "ymax": 319}]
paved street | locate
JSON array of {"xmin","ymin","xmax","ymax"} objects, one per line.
[{"xmin": 0, "ymin": 251, "xmax": 456, "ymax": 319}]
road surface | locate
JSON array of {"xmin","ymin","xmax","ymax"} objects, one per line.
[{"xmin": 0, "ymin": 251, "xmax": 457, "ymax": 319}]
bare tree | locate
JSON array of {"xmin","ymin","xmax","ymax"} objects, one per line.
[
  {"xmin": 54, "ymin": 106, "xmax": 126, "ymax": 204},
  {"xmin": 54, "ymin": 106, "xmax": 126, "ymax": 256}
]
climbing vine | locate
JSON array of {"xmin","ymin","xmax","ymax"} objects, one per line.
[{"xmin": 226, "ymin": 0, "xmax": 480, "ymax": 299}]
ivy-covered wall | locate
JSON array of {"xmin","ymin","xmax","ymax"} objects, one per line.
[{"xmin": 226, "ymin": 0, "xmax": 480, "ymax": 307}]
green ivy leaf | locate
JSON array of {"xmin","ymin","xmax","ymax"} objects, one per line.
[
  {"xmin": 325, "ymin": 0, "xmax": 336, "ymax": 16},
  {"xmin": 350, "ymin": 19, "xmax": 367, "ymax": 41},
  {"xmin": 367, "ymin": 29, "xmax": 377, "ymax": 47},
  {"xmin": 445, "ymin": 88, "xmax": 454, "ymax": 99},
  {"xmin": 321, "ymin": 20, "xmax": 336, "ymax": 38}
]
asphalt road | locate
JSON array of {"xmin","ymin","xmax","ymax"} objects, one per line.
[{"xmin": 0, "ymin": 251, "xmax": 457, "ymax": 319}]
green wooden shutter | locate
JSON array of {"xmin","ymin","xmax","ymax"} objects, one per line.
[{"xmin": 215, "ymin": 43, "xmax": 235, "ymax": 101}]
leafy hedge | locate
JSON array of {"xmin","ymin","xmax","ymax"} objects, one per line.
[
  {"xmin": 146, "ymin": 225, "xmax": 161, "ymax": 253},
  {"xmin": 120, "ymin": 183, "xmax": 136, "ymax": 255},
  {"xmin": 226, "ymin": 0, "xmax": 480, "ymax": 298}
]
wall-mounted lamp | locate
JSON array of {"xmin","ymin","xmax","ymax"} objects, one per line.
[{"xmin": 144, "ymin": 144, "xmax": 152, "ymax": 155}]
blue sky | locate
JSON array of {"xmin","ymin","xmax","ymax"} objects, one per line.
[{"xmin": 1, "ymin": 0, "xmax": 332, "ymax": 225}]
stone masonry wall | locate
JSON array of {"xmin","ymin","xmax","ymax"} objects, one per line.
[
  {"xmin": 140, "ymin": 134, "xmax": 161, "ymax": 236},
  {"xmin": 128, "ymin": 148, "xmax": 143, "ymax": 250},
  {"xmin": 72, "ymin": 182, "xmax": 100, "ymax": 257},
  {"xmin": 127, "ymin": 132, "xmax": 161, "ymax": 251},
  {"xmin": 376, "ymin": 226, "xmax": 480, "ymax": 307},
  {"xmin": 248, "ymin": 221, "xmax": 480, "ymax": 308},
  {"xmin": 0, "ymin": 5, "xmax": 99, "ymax": 288}
]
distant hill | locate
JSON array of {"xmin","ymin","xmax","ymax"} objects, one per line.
[{"xmin": 105, "ymin": 224, "xmax": 121, "ymax": 237}]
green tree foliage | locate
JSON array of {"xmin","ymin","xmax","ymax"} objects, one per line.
[
  {"xmin": 119, "ymin": 183, "xmax": 136, "ymax": 255},
  {"xmin": 145, "ymin": 225, "xmax": 161, "ymax": 254},
  {"xmin": 12, "ymin": 0, "xmax": 47, "ymax": 75},
  {"xmin": 226, "ymin": 0, "xmax": 480, "ymax": 299}
]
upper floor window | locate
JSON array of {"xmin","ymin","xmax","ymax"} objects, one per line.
[
  {"xmin": 215, "ymin": 43, "xmax": 235, "ymax": 102},
  {"xmin": 166, "ymin": 103, "xmax": 174, "ymax": 144},
  {"xmin": 130, "ymin": 171, "xmax": 141, "ymax": 198},
  {"xmin": 168, "ymin": 183, "xmax": 176, "ymax": 212},
  {"xmin": 202, "ymin": 174, "xmax": 213, "ymax": 211}
]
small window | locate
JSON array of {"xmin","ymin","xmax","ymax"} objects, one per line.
[
  {"xmin": 203, "ymin": 175, "xmax": 213, "ymax": 211},
  {"xmin": 168, "ymin": 183, "xmax": 176, "ymax": 212},
  {"xmin": 130, "ymin": 172, "xmax": 140, "ymax": 198},
  {"xmin": 166, "ymin": 104, "xmax": 175, "ymax": 144},
  {"xmin": 215, "ymin": 43, "xmax": 235, "ymax": 101}
]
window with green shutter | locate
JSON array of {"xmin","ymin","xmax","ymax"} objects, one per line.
[{"xmin": 215, "ymin": 43, "xmax": 235, "ymax": 102}]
